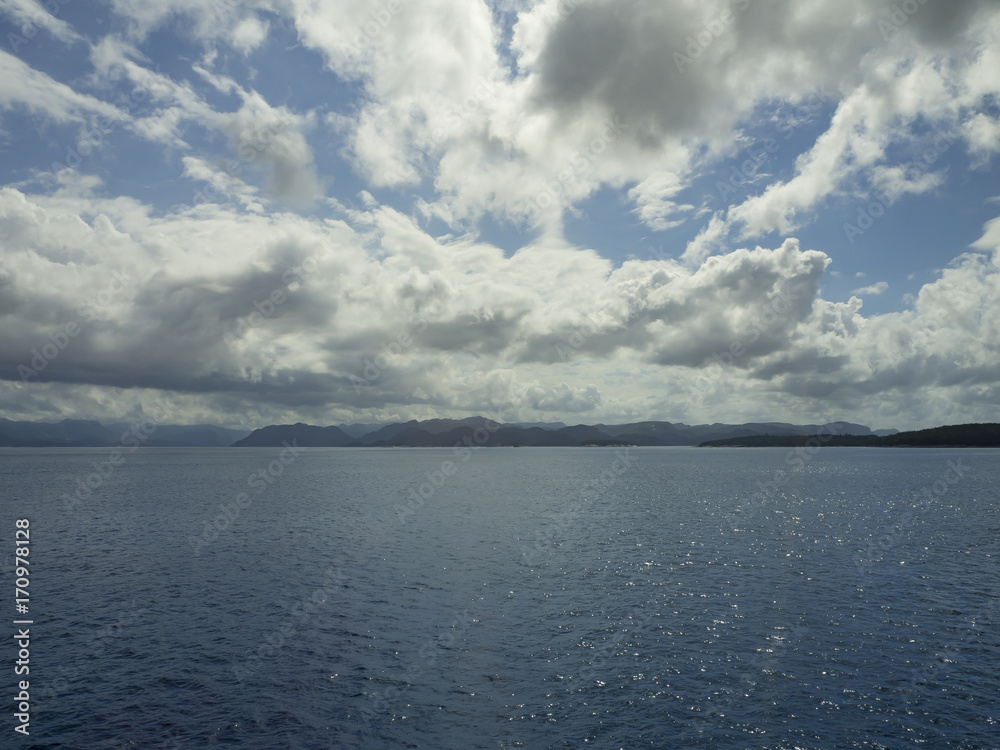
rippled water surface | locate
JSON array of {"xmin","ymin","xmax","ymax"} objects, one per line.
[{"xmin": 1, "ymin": 446, "xmax": 998, "ymax": 749}]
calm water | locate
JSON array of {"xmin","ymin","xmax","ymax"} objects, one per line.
[{"xmin": 1, "ymin": 446, "xmax": 998, "ymax": 749}]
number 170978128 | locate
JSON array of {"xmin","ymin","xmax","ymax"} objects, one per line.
[{"xmin": 15, "ymin": 519, "xmax": 30, "ymax": 615}]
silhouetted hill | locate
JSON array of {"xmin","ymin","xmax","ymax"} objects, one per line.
[
  {"xmin": 357, "ymin": 420, "xmax": 420, "ymax": 445},
  {"xmin": 231, "ymin": 418, "xmax": 899, "ymax": 448},
  {"xmin": 134, "ymin": 424, "xmax": 250, "ymax": 447},
  {"xmin": 7, "ymin": 415, "xmax": 952, "ymax": 450},
  {"xmin": 699, "ymin": 434, "xmax": 879, "ymax": 447},
  {"xmin": 874, "ymin": 423, "xmax": 1000, "ymax": 447},
  {"xmin": 0, "ymin": 418, "xmax": 118, "ymax": 447},
  {"xmin": 514, "ymin": 421, "xmax": 567, "ymax": 430},
  {"xmin": 232, "ymin": 423, "xmax": 353, "ymax": 447},
  {"xmin": 595, "ymin": 420, "xmax": 877, "ymax": 446},
  {"xmin": 700, "ymin": 423, "xmax": 1000, "ymax": 447},
  {"xmin": 337, "ymin": 422, "xmax": 390, "ymax": 439},
  {"xmin": 0, "ymin": 419, "xmax": 249, "ymax": 447}
]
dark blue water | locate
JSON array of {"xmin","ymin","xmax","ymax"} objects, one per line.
[{"xmin": 1, "ymin": 446, "xmax": 998, "ymax": 749}]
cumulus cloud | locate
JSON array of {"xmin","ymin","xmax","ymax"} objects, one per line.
[
  {"xmin": 853, "ymin": 281, "xmax": 889, "ymax": 296},
  {"xmin": 1, "ymin": 178, "xmax": 999, "ymax": 429},
  {"xmin": 2, "ymin": 0, "xmax": 1000, "ymax": 430},
  {"xmin": 231, "ymin": 14, "xmax": 269, "ymax": 53},
  {"xmin": 86, "ymin": 0, "xmax": 1000, "ymax": 235}
]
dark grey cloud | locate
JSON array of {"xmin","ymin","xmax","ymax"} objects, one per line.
[{"xmin": 527, "ymin": 0, "xmax": 994, "ymax": 157}]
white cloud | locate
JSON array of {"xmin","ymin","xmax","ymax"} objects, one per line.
[
  {"xmin": 0, "ymin": 0, "xmax": 82, "ymax": 46},
  {"xmin": 3, "ymin": 0, "xmax": 1000, "ymax": 431},
  {"xmin": 964, "ymin": 112, "xmax": 1000, "ymax": 160},
  {"xmin": 852, "ymin": 281, "xmax": 889, "ymax": 296},
  {"xmin": 82, "ymin": 0, "xmax": 1000, "ymax": 239},
  {"xmin": 0, "ymin": 50, "xmax": 125, "ymax": 125},
  {"xmin": 85, "ymin": 36, "xmax": 323, "ymax": 201},
  {"xmin": 628, "ymin": 172, "xmax": 694, "ymax": 231},
  {"xmin": 231, "ymin": 14, "xmax": 269, "ymax": 53},
  {"xmin": 106, "ymin": 0, "xmax": 248, "ymax": 42},
  {"xmin": 2, "ymin": 179, "xmax": 999, "ymax": 429},
  {"xmin": 179, "ymin": 156, "xmax": 265, "ymax": 213}
]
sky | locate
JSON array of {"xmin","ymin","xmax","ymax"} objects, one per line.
[{"xmin": 0, "ymin": 0, "xmax": 999, "ymax": 431}]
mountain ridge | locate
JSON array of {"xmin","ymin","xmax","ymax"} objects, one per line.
[
  {"xmin": 1, "ymin": 416, "xmax": 947, "ymax": 449},
  {"xmin": 229, "ymin": 417, "xmax": 900, "ymax": 448},
  {"xmin": 699, "ymin": 423, "xmax": 1000, "ymax": 448},
  {"xmin": 0, "ymin": 418, "xmax": 250, "ymax": 448}
]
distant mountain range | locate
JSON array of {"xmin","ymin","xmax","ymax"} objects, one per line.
[
  {"xmin": 3, "ymin": 416, "xmax": 994, "ymax": 449},
  {"xmin": 231, "ymin": 417, "xmax": 899, "ymax": 448},
  {"xmin": 0, "ymin": 418, "xmax": 250, "ymax": 447},
  {"xmin": 701, "ymin": 423, "xmax": 1000, "ymax": 448}
]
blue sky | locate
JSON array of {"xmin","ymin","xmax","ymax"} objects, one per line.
[{"xmin": 1, "ymin": 0, "xmax": 999, "ymax": 430}]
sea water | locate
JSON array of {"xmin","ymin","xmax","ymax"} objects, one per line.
[{"xmin": 1, "ymin": 446, "xmax": 997, "ymax": 749}]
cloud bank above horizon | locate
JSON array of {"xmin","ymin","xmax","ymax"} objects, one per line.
[{"xmin": 1, "ymin": 0, "xmax": 999, "ymax": 431}]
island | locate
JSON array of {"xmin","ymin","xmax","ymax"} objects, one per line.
[{"xmin": 699, "ymin": 423, "xmax": 1000, "ymax": 448}]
